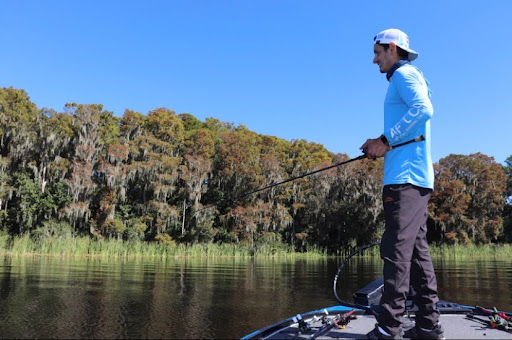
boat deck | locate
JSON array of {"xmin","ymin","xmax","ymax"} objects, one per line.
[
  {"xmin": 243, "ymin": 306, "xmax": 512, "ymax": 339},
  {"xmin": 270, "ymin": 314, "xmax": 512, "ymax": 339}
]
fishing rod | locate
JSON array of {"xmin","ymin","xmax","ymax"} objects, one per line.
[
  {"xmin": 236, "ymin": 135, "xmax": 425, "ymax": 200},
  {"xmin": 191, "ymin": 135, "xmax": 425, "ymax": 215},
  {"xmin": 308, "ymin": 309, "xmax": 357, "ymax": 339}
]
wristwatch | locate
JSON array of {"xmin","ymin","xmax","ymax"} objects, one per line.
[{"xmin": 379, "ymin": 134, "xmax": 389, "ymax": 145}]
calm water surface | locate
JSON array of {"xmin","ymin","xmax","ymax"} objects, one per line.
[{"xmin": 0, "ymin": 255, "xmax": 510, "ymax": 339}]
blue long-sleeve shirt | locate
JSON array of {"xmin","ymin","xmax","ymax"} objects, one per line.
[{"xmin": 382, "ymin": 64, "xmax": 434, "ymax": 189}]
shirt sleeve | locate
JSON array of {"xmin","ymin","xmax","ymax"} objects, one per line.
[{"xmin": 383, "ymin": 66, "xmax": 433, "ymax": 145}]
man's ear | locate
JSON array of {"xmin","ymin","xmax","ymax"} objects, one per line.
[{"xmin": 389, "ymin": 42, "xmax": 397, "ymax": 53}]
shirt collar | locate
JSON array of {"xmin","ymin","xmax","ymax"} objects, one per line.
[{"xmin": 386, "ymin": 59, "xmax": 410, "ymax": 81}]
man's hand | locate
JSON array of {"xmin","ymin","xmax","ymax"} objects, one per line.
[{"xmin": 360, "ymin": 137, "xmax": 389, "ymax": 159}]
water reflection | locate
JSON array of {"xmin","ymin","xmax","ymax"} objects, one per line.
[
  {"xmin": 434, "ymin": 257, "xmax": 512, "ymax": 308},
  {"xmin": 0, "ymin": 256, "xmax": 510, "ymax": 339}
]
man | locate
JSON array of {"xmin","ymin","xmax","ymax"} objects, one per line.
[{"xmin": 361, "ymin": 28, "xmax": 444, "ymax": 339}]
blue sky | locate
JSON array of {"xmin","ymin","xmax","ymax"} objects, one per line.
[{"xmin": 1, "ymin": 0, "xmax": 511, "ymax": 165}]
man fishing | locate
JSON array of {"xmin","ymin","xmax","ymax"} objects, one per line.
[{"xmin": 361, "ymin": 28, "xmax": 444, "ymax": 339}]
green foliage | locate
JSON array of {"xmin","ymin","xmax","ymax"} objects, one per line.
[
  {"xmin": 154, "ymin": 233, "xmax": 176, "ymax": 246},
  {"xmin": 144, "ymin": 108, "xmax": 184, "ymax": 148},
  {"xmin": 0, "ymin": 229, "xmax": 9, "ymax": 252},
  {"xmin": 98, "ymin": 109, "xmax": 121, "ymax": 146},
  {"xmin": 12, "ymin": 172, "xmax": 41, "ymax": 232},
  {"xmin": 101, "ymin": 218, "xmax": 126, "ymax": 239},
  {"xmin": 0, "ymin": 87, "xmax": 39, "ymax": 159},
  {"xmin": 503, "ymin": 155, "xmax": 512, "ymax": 202},
  {"xmin": 503, "ymin": 155, "xmax": 512, "ymax": 241},
  {"xmin": 124, "ymin": 218, "xmax": 148, "ymax": 241},
  {"xmin": 120, "ymin": 109, "xmax": 146, "ymax": 141},
  {"xmin": 179, "ymin": 113, "xmax": 204, "ymax": 132},
  {"xmin": 32, "ymin": 219, "xmax": 73, "ymax": 240}
]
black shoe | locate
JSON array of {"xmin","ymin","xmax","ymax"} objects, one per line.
[
  {"xmin": 403, "ymin": 323, "xmax": 444, "ymax": 339},
  {"xmin": 366, "ymin": 324, "xmax": 403, "ymax": 339}
]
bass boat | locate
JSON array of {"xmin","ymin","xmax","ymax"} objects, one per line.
[
  {"xmin": 242, "ymin": 244, "xmax": 512, "ymax": 339},
  {"xmin": 242, "ymin": 278, "xmax": 512, "ymax": 339}
]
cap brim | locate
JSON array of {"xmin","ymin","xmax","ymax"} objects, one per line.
[{"xmin": 404, "ymin": 48, "xmax": 419, "ymax": 61}]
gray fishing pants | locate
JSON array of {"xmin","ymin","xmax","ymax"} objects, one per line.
[{"xmin": 377, "ymin": 184, "xmax": 440, "ymax": 336}]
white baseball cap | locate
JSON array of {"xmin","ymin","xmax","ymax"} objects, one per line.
[{"xmin": 374, "ymin": 28, "xmax": 419, "ymax": 61}]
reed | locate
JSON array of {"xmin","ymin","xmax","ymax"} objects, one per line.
[
  {"xmin": 348, "ymin": 243, "xmax": 512, "ymax": 258},
  {"xmin": 428, "ymin": 243, "xmax": 512, "ymax": 257},
  {"xmin": 2, "ymin": 233, "xmax": 511, "ymax": 259},
  {"xmin": 1, "ymin": 234, "xmax": 325, "ymax": 259}
]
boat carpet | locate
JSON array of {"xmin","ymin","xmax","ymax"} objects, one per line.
[{"xmin": 262, "ymin": 313, "xmax": 512, "ymax": 339}]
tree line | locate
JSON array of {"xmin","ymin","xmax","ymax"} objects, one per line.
[{"xmin": 1, "ymin": 87, "xmax": 511, "ymax": 254}]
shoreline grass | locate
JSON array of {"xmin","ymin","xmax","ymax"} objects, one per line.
[
  {"xmin": 336, "ymin": 243, "xmax": 512, "ymax": 258},
  {"xmin": 429, "ymin": 243, "xmax": 512, "ymax": 257},
  {"xmin": 1, "ymin": 233, "xmax": 511, "ymax": 259},
  {"xmin": 0, "ymin": 233, "xmax": 327, "ymax": 259}
]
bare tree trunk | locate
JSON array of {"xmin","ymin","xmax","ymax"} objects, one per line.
[{"xmin": 182, "ymin": 199, "xmax": 186, "ymax": 236}]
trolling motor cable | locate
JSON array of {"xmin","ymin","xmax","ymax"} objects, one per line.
[{"xmin": 332, "ymin": 241, "xmax": 381, "ymax": 316}]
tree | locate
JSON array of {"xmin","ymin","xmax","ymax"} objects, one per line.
[
  {"xmin": 502, "ymin": 155, "xmax": 512, "ymax": 241},
  {"xmin": 94, "ymin": 142, "xmax": 130, "ymax": 238},
  {"xmin": 300, "ymin": 153, "xmax": 384, "ymax": 254},
  {"xmin": 430, "ymin": 153, "xmax": 507, "ymax": 244},
  {"xmin": 213, "ymin": 127, "xmax": 262, "ymax": 242},
  {"xmin": 120, "ymin": 109, "xmax": 146, "ymax": 142},
  {"xmin": 215, "ymin": 126, "xmax": 262, "ymax": 200},
  {"xmin": 0, "ymin": 88, "xmax": 40, "ymax": 232},
  {"xmin": 0, "ymin": 156, "xmax": 14, "ymax": 228},
  {"xmin": 3, "ymin": 85, "xmax": 512, "ymax": 252},
  {"xmin": 504, "ymin": 155, "xmax": 512, "ymax": 200},
  {"xmin": 7, "ymin": 172, "xmax": 71, "ymax": 235},
  {"xmin": 179, "ymin": 128, "xmax": 216, "ymax": 241},
  {"xmin": 29, "ymin": 109, "xmax": 74, "ymax": 194},
  {"xmin": 122, "ymin": 108, "xmax": 184, "ymax": 239},
  {"xmin": 0, "ymin": 87, "xmax": 39, "ymax": 160},
  {"xmin": 282, "ymin": 139, "xmax": 332, "ymax": 248},
  {"xmin": 10, "ymin": 172, "xmax": 40, "ymax": 234},
  {"xmin": 144, "ymin": 108, "xmax": 184, "ymax": 155},
  {"xmin": 61, "ymin": 104, "xmax": 107, "ymax": 235},
  {"xmin": 179, "ymin": 113, "xmax": 204, "ymax": 132}
]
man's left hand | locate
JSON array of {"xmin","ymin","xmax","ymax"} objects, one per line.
[{"xmin": 360, "ymin": 137, "xmax": 389, "ymax": 158}]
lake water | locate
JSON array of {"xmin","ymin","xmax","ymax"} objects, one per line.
[{"xmin": 0, "ymin": 255, "xmax": 510, "ymax": 339}]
